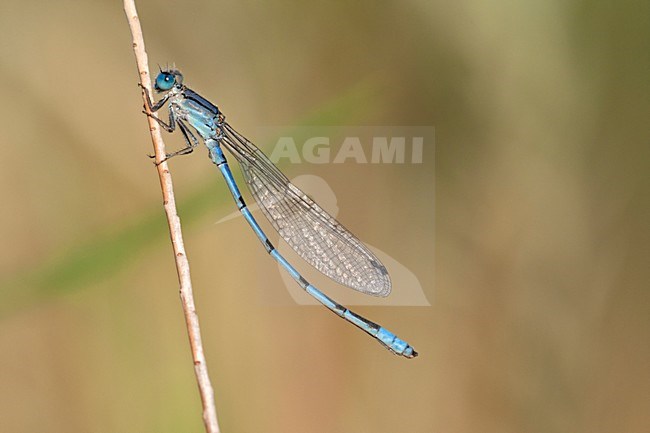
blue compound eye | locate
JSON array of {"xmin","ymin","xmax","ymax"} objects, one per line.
[{"xmin": 155, "ymin": 72, "xmax": 175, "ymax": 91}]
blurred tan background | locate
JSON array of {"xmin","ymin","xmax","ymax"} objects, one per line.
[{"xmin": 0, "ymin": 1, "xmax": 648, "ymax": 432}]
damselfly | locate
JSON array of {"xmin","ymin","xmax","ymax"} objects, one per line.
[{"xmin": 142, "ymin": 68, "xmax": 417, "ymax": 358}]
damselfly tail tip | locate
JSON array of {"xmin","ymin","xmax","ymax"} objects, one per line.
[{"xmin": 405, "ymin": 348, "xmax": 418, "ymax": 359}]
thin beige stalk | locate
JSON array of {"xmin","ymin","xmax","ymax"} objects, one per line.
[{"xmin": 123, "ymin": 1, "xmax": 221, "ymax": 432}]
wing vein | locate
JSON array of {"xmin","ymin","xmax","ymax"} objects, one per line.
[{"xmin": 219, "ymin": 123, "xmax": 391, "ymax": 296}]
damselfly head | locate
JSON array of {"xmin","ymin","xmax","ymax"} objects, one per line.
[{"xmin": 154, "ymin": 68, "xmax": 184, "ymax": 92}]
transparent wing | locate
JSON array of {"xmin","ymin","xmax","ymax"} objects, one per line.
[{"xmin": 220, "ymin": 123, "xmax": 391, "ymax": 296}]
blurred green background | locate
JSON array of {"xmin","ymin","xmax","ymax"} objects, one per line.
[{"xmin": 0, "ymin": 1, "xmax": 648, "ymax": 432}]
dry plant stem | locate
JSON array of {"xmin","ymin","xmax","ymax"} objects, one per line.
[{"xmin": 123, "ymin": 1, "xmax": 221, "ymax": 432}]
